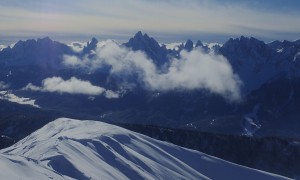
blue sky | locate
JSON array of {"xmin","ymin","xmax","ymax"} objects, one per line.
[{"xmin": 0, "ymin": 0, "xmax": 299, "ymax": 44}]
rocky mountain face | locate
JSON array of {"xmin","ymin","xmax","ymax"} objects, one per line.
[
  {"xmin": 82, "ymin": 37, "xmax": 98, "ymax": 54},
  {"xmin": 124, "ymin": 31, "xmax": 168, "ymax": 66},
  {"xmin": 0, "ymin": 37, "xmax": 73, "ymax": 69},
  {"xmin": 219, "ymin": 36, "xmax": 300, "ymax": 93}
]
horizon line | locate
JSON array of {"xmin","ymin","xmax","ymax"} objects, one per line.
[{"xmin": 1, "ymin": 31, "xmax": 300, "ymax": 46}]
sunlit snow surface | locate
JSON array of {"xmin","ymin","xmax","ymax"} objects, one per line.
[{"xmin": 0, "ymin": 118, "xmax": 290, "ymax": 180}]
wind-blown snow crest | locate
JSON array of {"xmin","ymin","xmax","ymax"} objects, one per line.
[{"xmin": 0, "ymin": 118, "xmax": 290, "ymax": 180}]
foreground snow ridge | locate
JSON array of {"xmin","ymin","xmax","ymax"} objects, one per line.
[{"xmin": 0, "ymin": 118, "xmax": 290, "ymax": 180}]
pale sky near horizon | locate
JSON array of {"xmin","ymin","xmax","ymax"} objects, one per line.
[{"xmin": 0, "ymin": 0, "xmax": 300, "ymax": 44}]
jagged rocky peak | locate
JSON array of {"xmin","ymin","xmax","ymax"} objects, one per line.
[
  {"xmin": 268, "ymin": 39, "xmax": 300, "ymax": 54},
  {"xmin": 134, "ymin": 30, "xmax": 146, "ymax": 39},
  {"xmin": 11, "ymin": 37, "xmax": 61, "ymax": 51},
  {"xmin": 89, "ymin": 37, "xmax": 98, "ymax": 46},
  {"xmin": 83, "ymin": 37, "xmax": 98, "ymax": 54},
  {"xmin": 12, "ymin": 39, "xmax": 36, "ymax": 50},
  {"xmin": 220, "ymin": 36, "xmax": 273, "ymax": 56},
  {"xmin": 132, "ymin": 31, "xmax": 155, "ymax": 42},
  {"xmin": 268, "ymin": 40, "xmax": 283, "ymax": 50},
  {"xmin": 282, "ymin": 39, "xmax": 300, "ymax": 49},
  {"xmin": 184, "ymin": 39, "xmax": 194, "ymax": 52},
  {"xmin": 195, "ymin": 40, "xmax": 204, "ymax": 47},
  {"xmin": 0, "ymin": 37, "xmax": 73, "ymax": 70},
  {"xmin": 124, "ymin": 31, "xmax": 168, "ymax": 65},
  {"xmin": 124, "ymin": 31, "xmax": 158, "ymax": 50},
  {"xmin": 294, "ymin": 39, "xmax": 300, "ymax": 46},
  {"xmin": 195, "ymin": 40, "xmax": 211, "ymax": 52},
  {"xmin": 241, "ymin": 36, "xmax": 267, "ymax": 48},
  {"xmin": 37, "ymin": 36, "xmax": 53, "ymax": 44}
]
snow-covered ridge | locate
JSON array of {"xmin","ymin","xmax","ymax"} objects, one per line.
[{"xmin": 0, "ymin": 118, "xmax": 290, "ymax": 180}]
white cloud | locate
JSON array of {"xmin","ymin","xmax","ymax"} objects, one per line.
[
  {"xmin": 23, "ymin": 77, "xmax": 119, "ymax": 99},
  {"xmin": 146, "ymin": 50, "xmax": 242, "ymax": 101},
  {"xmin": 63, "ymin": 55, "xmax": 84, "ymax": 67},
  {"xmin": 63, "ymin": 40, "xmax": 116, "ymax": 70},
  {"xmin": 67, "ymin": 42, "xmax": 85, "ymax": 53},
  {"xmin": 63, "ymin": 41, "xmax": 241, "ymax": 101}
]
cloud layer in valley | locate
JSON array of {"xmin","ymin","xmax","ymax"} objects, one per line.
[
  {"xmin": 63, "ymin": 41, "xmax": 242, "ymax": 101},
  {"xmin": 23, "ymin": 77, "xmax": 119, "ymax": 99}
]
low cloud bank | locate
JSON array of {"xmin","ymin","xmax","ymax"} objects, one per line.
[
  {"xmin": 63, "ymin": 41, "xmax": 241, "ymax": 101},
  {"xmin": 23, "ymin": 77, "xmax": 119, "ymax": 99}
]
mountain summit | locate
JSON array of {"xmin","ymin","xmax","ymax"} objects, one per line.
[
  {"xmin": 83, "ymin": 37, "xmax": 98, "ymax": 54},
  {"xmin": 0, "ymin": 37, "xmax": 72, "ymax": 70},
  {"xmin": 124, "ymin": 31, "xmax": 168, "ymax": 65}
]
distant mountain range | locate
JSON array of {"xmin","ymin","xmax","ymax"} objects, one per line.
[
  {"xmin": 0, "ymin": 32, "xmax": 300, "ymax": 139},
  {"xmin": 1, "ymin": 32, "xmax": 300, "ymax": 179}
]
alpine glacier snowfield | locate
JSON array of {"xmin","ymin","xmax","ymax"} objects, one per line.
[{"xmin": 0, "ymin": 118, "xmax": 291, "ymax": 180}]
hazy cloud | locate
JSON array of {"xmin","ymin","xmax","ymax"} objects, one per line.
[
  {"xmin": 67, "ymin": 42, "xmax": 85, "ymax": 53},
  {"xmin": 23, "ymin": 77, "xmax": 119, "ymax": 98},
  {"xmin": 147, "ymin": 50, "xmax": 242, "ymax": 101},
  {"xmin": 63, "ymin": 40, "xmax": 115, "ymax": 69},
  {"xmin": 0, "ymin": 81, "xmax": 9, "ymax": 90},
  {"xmin": 63, "ymin": 41, "xmax": 241, "ymax": 101},
  {"xmin": 63, "ymin": 55, "xmax": 84, "ymax": 67}
]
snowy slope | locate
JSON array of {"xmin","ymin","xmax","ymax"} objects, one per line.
[{"xmin": 0, "ymin": 118, "xmax": 290, "ymax": 180}]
